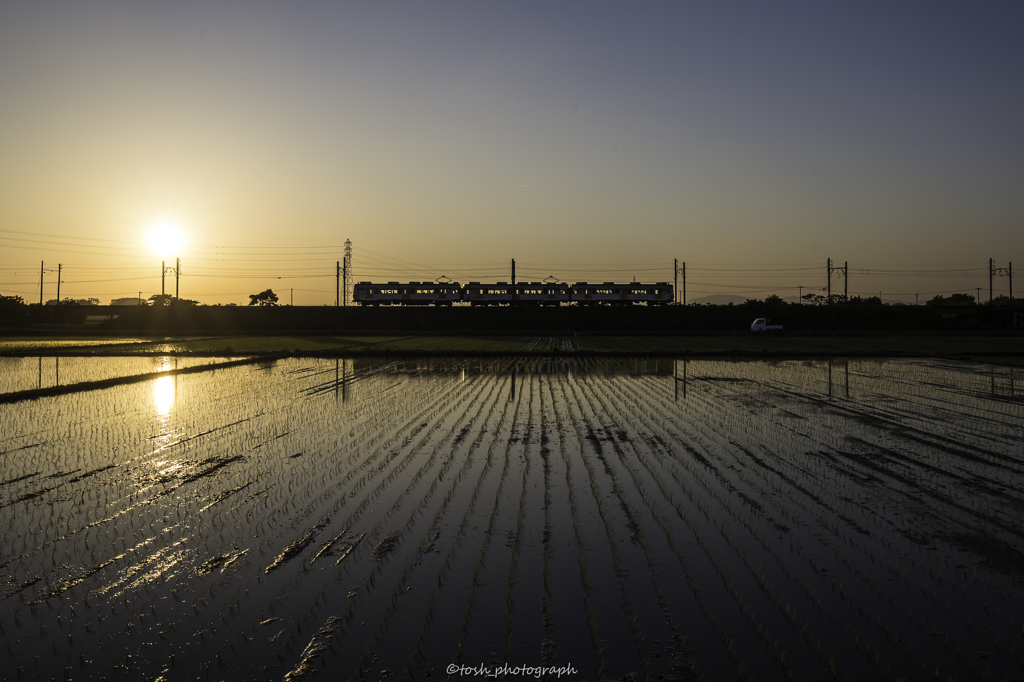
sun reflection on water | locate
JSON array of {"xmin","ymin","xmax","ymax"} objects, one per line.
[
  {"xmin": 154, "ymin": 358, "xmax": 176, "ymax": 417},
  {"xmin": 154, "ymin": 376, "xmax": 175, "ymax": 416}
]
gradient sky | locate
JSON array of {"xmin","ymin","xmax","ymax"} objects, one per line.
[{"xmin": 1, "ymin": 1, "xmax": 1022, "ymax": 304}]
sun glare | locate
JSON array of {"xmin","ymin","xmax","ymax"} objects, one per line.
[{"xmin": 148, "ymin": 221, "xmax": 185, "ymax": 259}]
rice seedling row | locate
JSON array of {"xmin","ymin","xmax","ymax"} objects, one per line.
[{"xmin": 1, "ymin": 357, "xmax": 1022, "ymax": 680}]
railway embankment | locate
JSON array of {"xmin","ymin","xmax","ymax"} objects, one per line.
[{"xmin": 4, "ymin": 299, "xmax": 1020, "ymax": 334}]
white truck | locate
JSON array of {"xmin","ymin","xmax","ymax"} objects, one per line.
[{"xmin": 750, "ymin": 318, "xmax": 783, "ymax": 333}]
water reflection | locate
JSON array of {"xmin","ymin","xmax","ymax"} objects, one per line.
[
  {"xmin": 154, "ymin": 376, "xmax": 175, "ymax": 416},
  {"xmin": 3, "ymin": 356, "xmax": 1024, "ymax": 682},
  {"xmin": 153, "ymin": 358, "xmax": 177, "ymax": 417}
]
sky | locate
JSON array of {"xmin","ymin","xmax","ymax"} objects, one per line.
[{"xmin": 1, "ymin": 1, "xmax": 1022, "ymax": 305}]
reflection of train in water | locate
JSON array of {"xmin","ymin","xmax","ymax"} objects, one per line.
[{"xmin": 353, "ymin": 281, "xmax": 674, "ymax": 306}]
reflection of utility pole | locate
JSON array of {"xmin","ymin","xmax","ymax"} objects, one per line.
[{"xmin": 673, "ymin": 359, "xmax": 687, "ymax": 401}]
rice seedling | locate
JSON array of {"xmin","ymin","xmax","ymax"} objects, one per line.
[{"xmin": 1, "ymin": 356, "xmax": 1022, "ymax": 680}]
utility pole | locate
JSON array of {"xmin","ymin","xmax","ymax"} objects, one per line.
[
  {"xmin": 915, "ymin": 293, "xmax": 919, "ymax": 305},
  {"xmin": 175, "ymin": 258, "xmax": 180, "ymax": 299},
  {"xmin": 827, "ymin": 258, "xmax": 831, "ymax": 302},
  {"xmin": 826, "ymin": 258, "xmax": 847, "ymax": 303},
  {"xmin": 162, "ymin": 260, "xmax": 166, "ymax": 296},
  {"xmin": 291, "ymin": 289, "xmax": 294, "ymax": 306},
  {"xmin": 511, "ymin": 258, "xmax": 516, "ymax": 304},
  {"xmin": 336, "ymin": 261, "xmax": 340, "ymax": 307},
  {"xmin": 682, "ymin": 262, "xmax": 686, "ymax": 305},
  {"xmin": 39, "ymin": 261, "xmax": 44, "ymax": 305},
  {"xmin": 976, "ymin": 287, "xmax": 981, "ymax": 304},
  {"xmin": 799, "ymin": 286, "xmax": 804, "ymax": 303},
  {"xmin": 674, "ymin": 259, "xmax": 678, "ymax": 304},
  {"xmin": 343, "ymin": 239, "xmax": 352, "ymax": 307},
  {"xmin": 991, "ymin": 259, "xmax": 1013, "ymax": 303},
  {"xmin": 56, "ymin": 264, "xmax": 62, "ymax": 303}
]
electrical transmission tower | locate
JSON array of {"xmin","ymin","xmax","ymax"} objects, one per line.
[{"xmin": 827, "ymin": 258, "xmax": 848, "ymax": 303}]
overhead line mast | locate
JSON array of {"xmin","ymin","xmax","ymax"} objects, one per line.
[{"xmin": 344, "ymin": 239, "xmax": 352, "ymax": 307}]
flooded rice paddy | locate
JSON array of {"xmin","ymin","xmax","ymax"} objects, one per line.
[
  {"xmin": 1, "ymin": 356, "xmax": 1023, "ymax": 681},
  {"xmin": 0, "ymin": 355, "xmax": 238, "ymax": 395}
]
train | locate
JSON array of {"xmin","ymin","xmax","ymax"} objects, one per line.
[{"xmin": 353, "ymin": 281, "xmax": 674, "ymax": 306}]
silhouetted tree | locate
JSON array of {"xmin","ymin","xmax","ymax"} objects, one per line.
[
  {"xmin": 926, "ymin": 293, "xmax": 975, "ymax": 306},
  {"xmin": 148, "ymin": 294, "xmax": 173, "ymax": 307},
  {"xmin": 248, "ymin": 289, "xmax": 279, "ymax": 306}
]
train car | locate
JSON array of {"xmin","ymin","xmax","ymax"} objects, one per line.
[
  {"xmin": 462, "ymin": 282, "xmax": 513, "ymax": 306},
  {"xmin": 624, "ymin": 282, "xmax": 673, "ymax": 305},
  {"xmin": 571, "ymin": 282, "xmax": 629, "ymax": 305},
  {"xmin": 513, "ymin": 282, "xmax": 571, "ymax": 306},
  {"xmin": 353, "ymin": 281, "xmax": 462, "ymax": 306},
  {"xmin": 570, "ymin": 282, "xmax": 674, "ymax": 305}
]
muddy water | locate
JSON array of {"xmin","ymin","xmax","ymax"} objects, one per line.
[{"xmin": 0, "ymin": 357, "xmax": 1022, "ymax": 681}]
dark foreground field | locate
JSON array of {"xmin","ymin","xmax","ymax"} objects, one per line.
[
  {"xmin": 2, "ymin": 332, "xmax": 1023, "ymax": 366},
  {"xmin": 1, "ymin": 356, "xmax": 1023, "ymax": 681}
]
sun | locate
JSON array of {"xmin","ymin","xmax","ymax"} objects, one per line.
[{"xmin": 147, "ymin": 220, "xmax": 185, "ymax": 259}]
